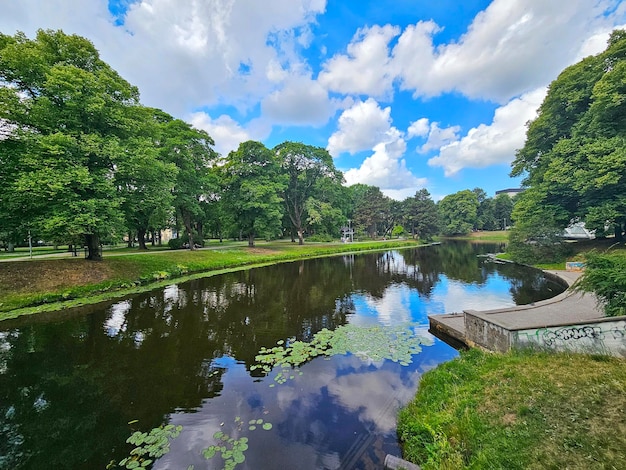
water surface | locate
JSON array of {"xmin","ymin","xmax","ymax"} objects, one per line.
[{"xmin": 0, "ymin": 242, "xmax": 564, "ymax": 469}]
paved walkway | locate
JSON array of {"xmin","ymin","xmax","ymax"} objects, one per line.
[{"xmin": 429, "ymin": 270, "xmax": 605, "ymax": 347}]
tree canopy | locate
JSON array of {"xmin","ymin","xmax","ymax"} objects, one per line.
[{"xmin": 511, "ymin": 29, "xmax": 626, "ymax": 252}]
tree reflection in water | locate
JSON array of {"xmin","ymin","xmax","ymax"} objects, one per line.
[{"xmin": 0, "ymin": 242, "xmax": 563, "ymax": 469}]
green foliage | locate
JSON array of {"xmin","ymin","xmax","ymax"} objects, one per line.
[
  {"xmin": 437, "ymin": 190, "xmax": 479, "ymax": 236},
  {"xmin": 0, "ymin": 29, "xmax": 140, "ymax": 260},
  {"xmin": 114, "ymin": 424, "xmax": 182, "ymax": 469},
  {"xmin": 402, "ymin": 189, "xmax": 439, "ymax": 240},
  {"xmin": 351, "ymin": 185, "xmax": 391, "ymax": 238},
  {"xmin": 251, "ymin": 324, "xmax": 433, "ymax": 386},
  {"xmin": 576, "ymin": 251, "xmax": 626, "ymax": 317},
  {"xmin": 221, "ymin": 141, "xmax": 286, "ymax": 247},
  {"xmin": 511, "ymin": 30, "xmax": 626, "ymax": 243},
  {"xmin": 274, "ymin": 141, "xmax": 343, "ymax": 244}
]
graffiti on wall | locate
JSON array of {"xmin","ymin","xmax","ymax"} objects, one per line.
[{"xmin": 516, "ymin": 320, "xmax": 626, "ymax": 357}]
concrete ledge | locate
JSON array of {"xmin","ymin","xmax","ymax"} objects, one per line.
[
  {"xmin": 429, "ymin": 269, "xmax": 626, "ymax": 357},
  {"xmin": 384, "ymin": 454, "xmax": 421, "ymax": 470}
]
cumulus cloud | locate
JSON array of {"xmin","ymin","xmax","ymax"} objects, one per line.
[
  {"xmin": 318, "ymin": 24, "xmax": 399, "ymax": 98},
  {"xmin": 392, "ymin": 0, "xmax": 621, "ymax": 102},
  {"xmin": 418, "ymin": 122, "xmax": 461, "ymax": 154},
  {"xmin": 188, "ymin": 112, "xmax": 269, "ymax": 157},
  {"xmin": 327, "ymin": 98, "xmax": 395, "ymax": 156},
  {"xmin": 261, "ymin": 75, "xmax": 336, "ymax": 126},
  {"xmin": 406, "ymin": 118, "xmax": 430, "ymax": 139},
  {"xmin": 0, "ymin": 0, "xmax": 327, "ymax": 117},
  {"xmin": 343, "ymin": 136, "xmax": 428, "ymax": 201},
  {"xmin": 428, "ymin": 87, "xmax": 546, "ymax": 176}
]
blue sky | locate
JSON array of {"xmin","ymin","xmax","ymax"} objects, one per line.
[{"xmin": 2, "ymin": 0, "xmax": 625, "ymax": 200}]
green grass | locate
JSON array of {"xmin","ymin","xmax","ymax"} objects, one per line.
[
  {"xmin": 443, "ymin": 231, "xmax": 510, "ymax": 242},
  {"xmin": 0, "ymin": 239, "xmax": 420, "ymax": 320},
  {"xmin": 398, "ymin": 348, "xmax": 626, "ymax": 470}
]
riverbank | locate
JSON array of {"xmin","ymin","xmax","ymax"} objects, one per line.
[
  {"xmin": 397, "ymin": 348, "xmax": 626, "ymax": 469},
  {"xmin": 0, "ymin": 239, "xmax": 420, "ymax": 321}
]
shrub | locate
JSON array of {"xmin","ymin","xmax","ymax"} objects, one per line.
[{"xmin": 576, "ymin": 251, "xmax": 626, "ymax": 317}]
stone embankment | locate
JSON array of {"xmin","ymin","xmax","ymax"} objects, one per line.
[{"xmin": 429, "ymin": 269, "xmax": 626, "ymax": 358}]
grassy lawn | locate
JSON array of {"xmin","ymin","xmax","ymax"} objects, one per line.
[
  {"xmin": 443, "ymin": 230, "xmax": 510, "ymax": 242},
  {"xmin": 398, "ymin": 348, "xmax": 626, "ymax": 470},
  {"xmin": 0, "ymin": 239, "xmax": 419, "ymax": 320}
]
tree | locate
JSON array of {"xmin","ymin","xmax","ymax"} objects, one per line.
[
  {"xmin": 161, "ymin": 119, "xmax": 218, "ymax": 250},
  {"xmin": 0, "ymin": 30, "xmax": 140, "ymax": 259},
  {"xmin": 494, "ymin": 193, "xmax": 514, "ymax": 230},
  {"xmin": 437, "ymin": 190, "xmax": 479, "ymax": 236},
  {"xmin": 352, "ymin": 185, "xmax": 390, "ymax": 238},
  {"xmin": 221, "ymin": 141, "xmax": 285, "ymax": 247},
  {"xmin": 510, "ymin": 30, "xmax": 626, "ymax": 250},
  {"xmin": 274, "ymin": 142, "xmax": 342, "ymax": 245},
  {"xmin": 403, "ymin": 189, "xmax": 439, "ymax": 240},
  {"xmin": 116, "ymin": 107, "xmax": 177, "ymax": 250}
]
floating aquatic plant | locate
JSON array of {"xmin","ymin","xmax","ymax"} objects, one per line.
[
  {"xmin": 251, "ymin": 323, "xmax": 432, "ymax": 385},
  {"xmin": 113, "ymin": 423, "xmax": 182, "ymax": 469},
  {"xmin": 202, "ymin": 416, "xmax": 273, "ymax": 469}
]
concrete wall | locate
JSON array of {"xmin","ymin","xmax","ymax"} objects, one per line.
[
  {"xmin": 464, "ymin": 311, "xmax": 511, "ymax": 352},
  {"xmin": 514, "ymin": 318, "xmax": 626, "ymax": 358}
]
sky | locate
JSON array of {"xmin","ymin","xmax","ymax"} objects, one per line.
[{"xmin": 1, "ymin": 0, "xmax": 625, "ymax": 201}]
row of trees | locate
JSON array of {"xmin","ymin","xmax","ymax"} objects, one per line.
[{"xmin": 0, "ymin": 30, "xmax": 514, "ymax": 261}]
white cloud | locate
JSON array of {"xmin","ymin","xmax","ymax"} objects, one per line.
[
  {"xmin": 407, "ymin": 118, "xmax": 430, "ymax": 139},
  {"xmin": 318, "ymin": 24, "xmax": 399, "ymax": 98},
  {"xmin": 327, "ymin": 98, "xmax": 394, "ymax": 156},
  {"xmin": 428, "ymin": 87, "xmax": 546, "ymax": 176},
  {"xmin": 188, "ymin": 112, "xmax": 269, "ymax": 157},
  {"xmin": 392, "ymin": 0, "xmax": 622, "ymax": 102},
  {"xmin": 344, "ymin": 137, "xmax": 428, "ymax": 200},
  {"xmin": 261, "ymin": 75, "xmax": 336, "ymax": 126},
  {"xmin": 0, "ymin": 0, "xmax": 327, "ymax": 117},
  {"xmin": 419, "ymin": 122, "xmax": 461, "ymax": 154}
]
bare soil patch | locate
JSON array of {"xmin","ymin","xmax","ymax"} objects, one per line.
[{"xmin": 0, "ymin": 259, "xmax": 114, "ymax": 295}]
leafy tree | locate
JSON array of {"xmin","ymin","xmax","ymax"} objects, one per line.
[
  {"xmin": 403, "ymin": 189, "xmax": 440, "ymax": 240},
  {"xmin": 437, "ymin": 190, "xmax": 479, "ymax": 236},
  {"xmin": 494, "ymin": 193, "xmax": 514, "ymax": 230},
  {"xmin": 161, "ymin": 119, "xmax": 218, "ymax": 250},
  {"xmin": 510, "ymin": 30, "xmax": 626, "ymax": 252},
  {"xmin": 274, "ymin": 142, "xmax": 342, "ymax": 245},
  {"xmin": 221, "ymin": 141, "xmax": 285, "ymax": 246},
  {"xmin": 116, "ymin": 107, "xmax": 177, "ymax": 250},
  {"xmin": 0, "ymin": 30, "xmax": 139, "ymax": 259},
  {"xmin": 352, "ymin": 185, "xmax": 390, "ymax": 238}
]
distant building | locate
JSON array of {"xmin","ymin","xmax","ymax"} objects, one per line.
[{"xmin": 495, "ymin": 188, "xmax": 524, "ymax": 198}]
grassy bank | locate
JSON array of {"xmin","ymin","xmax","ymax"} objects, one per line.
[
  {"xmin": 442, "ymin": 230, "xmax": 509, "ymax": 243},
  {"xmin": 0, "ymin": 239, "xmax": 419, "ymax": 320},
  {"xmin": 398, "ymin": 349, "xmax": 626, "ymax": 470}
]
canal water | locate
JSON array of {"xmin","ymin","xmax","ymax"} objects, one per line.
[{"xmin": 0, "ymin": 242, "xmax": 565, "ymax": 469}]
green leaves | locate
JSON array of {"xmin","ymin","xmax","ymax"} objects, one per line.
[
  {"xmin": 252, "ymin": 323, "xmax": 433, "ymax": 385},
  {"xmin": 118, "ymin": 424, "xmax": 182, "ymax": 469}
]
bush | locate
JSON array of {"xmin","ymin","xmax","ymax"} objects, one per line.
[
  {"xmin": 306, "ymin": 233, "xmax": 335, "ymax": 242},
  {"xmin": 576, "ymin": 251, "xmax": 626, "ymax": 317},
  {"xmin": 167, "ymin": 238, "xmax": 185, "ymax": 250}
]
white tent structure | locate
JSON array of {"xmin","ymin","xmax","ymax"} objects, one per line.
[{"xmin": 563, "ymin": 222, "xmax": 596, "ymax": 240}]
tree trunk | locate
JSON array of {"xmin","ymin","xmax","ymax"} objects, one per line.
[
  {"xmin": 127, "ymin": 231, "xmax": 133, "ymax": 248},
  {"xmin": 137, "ymin": 227, "xmax": 148, "ymax": 250},
  {"xmin": 7, "ymin": 242, "xmax": 14, "ymax": 252},
  {"xmin": 297, "ymin": 228, "xmax": 304, "ymax": 245},
  {"xmin": 183, "ymin": 211, "xmax": 196, "ymax": 250},
  {"xmin": 85, "ymin": 233, "xmax": 102, "ymax": 261},
  {"xmin": 248, "ymin": 233, "xmax": 255, "ymax": 247}
]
